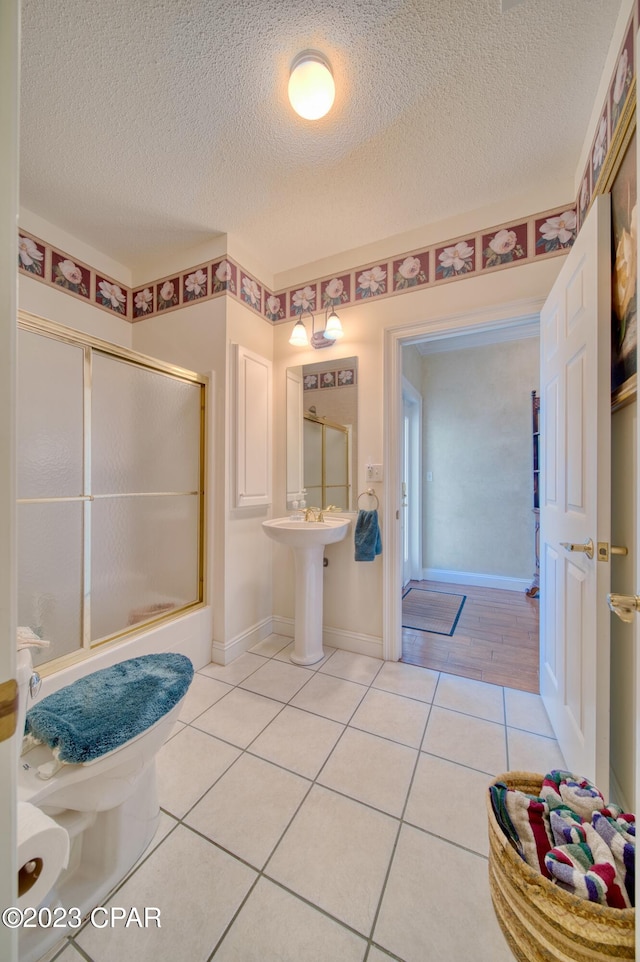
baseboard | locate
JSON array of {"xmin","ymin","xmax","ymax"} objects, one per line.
[
  {"xmin": 211, "ymin": 616, "xmax": 274, "ymax": 665},
  {"xmin": 323, "ymin": 625, "xmax": 383, "ymax": 660},
  {"xmin": 271, "ymin": 616, "xmax": 294, "ymax": 639},
  {"xmin": 272, "ymin": 616, "xmax": 383, "ymax": 661},
  {"xmin": 422, "ymin": 568, "xmax": 531, "ymax": 593}
]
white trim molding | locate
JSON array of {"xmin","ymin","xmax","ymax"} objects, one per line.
[
  {"xmin": 211, "ymin": 616, "xmax": 274, "ymax": 665},
  {"xmin": 423, "ymin": 568, "xmax": 531, "ymax": 593}
]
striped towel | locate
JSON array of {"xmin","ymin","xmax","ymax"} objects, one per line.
[
  {"xmin": 592, "ymin": 811, "xmax": 635, "ymax": 907},
  {"xmin": 540, "ymin": 770, "xmax": 605, "ymax": 820},
  {"xmin": 503, "ymin": 788, "xmax": 553, "ymax": 877},
  {"xmin": 549, "ymin": 808, "xmax": 588, "ymax": 846},
  {"xmin": 545, "ymin": 821, "xmax": 631, "ymax": 908}
]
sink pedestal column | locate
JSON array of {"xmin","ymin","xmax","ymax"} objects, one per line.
[{"xmin": 289, "ymin": 544, "xmax": 325, "ymax": 665}]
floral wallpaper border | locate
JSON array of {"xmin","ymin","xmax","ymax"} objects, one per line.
[
  {"xmin": 303, "ymin": 366, "xmax": 357, "ymax": 391},
  {"xmin": 577, "ymin": 1, "xmax": 637, "ymax": 229},
  {"xmin": 18, "ymin": 203, "xmax": 576, "ymax": 325}
]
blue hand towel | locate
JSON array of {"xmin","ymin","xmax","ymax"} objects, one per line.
[{"xmin": 355, "ymin": 509, "xmax": 382, "ymax": 561}]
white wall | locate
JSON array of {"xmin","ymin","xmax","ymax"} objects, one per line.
[
  {"xmin": 273, "ymin": 255, "xmax": 563, "ymax": 655},
  {"xmin": 421, "ymin": 337, "xmax": 539, "ymax": 581},
  {"xmin": 133, "ymin": 294, "xmax": 275, "ymax": 662}
]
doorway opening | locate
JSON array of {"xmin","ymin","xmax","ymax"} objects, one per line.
[{"xmin": 394, "ymin": 317, "xmax": 541, "ymax": 693}]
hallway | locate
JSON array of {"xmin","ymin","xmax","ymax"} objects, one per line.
[{"xmin": 401, "ymin": 580, "xmax": 539, "ymax": 694}]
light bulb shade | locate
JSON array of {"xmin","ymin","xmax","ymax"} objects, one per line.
[
  {"xmin": 289, "ymin": 318, "xmax": 309, "ymax": 346},
  {"xmin": 288, "ymin": 51, "xmax": 335, "ymax": 120},
  {"xmin": 323, "ymin": 309, "xmax": 344, "ymax": 340}
]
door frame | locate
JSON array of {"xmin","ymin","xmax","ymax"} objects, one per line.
[
  {"xmin": 402, "ymin": 378, "xmax": 422, "ymax": 586},
  {"xmin": 0, "ymin": 0, "xmax": 19, "ymax": 958},
  {"xmin": 382, "ymin": 298, "xmax": 543, "ymax": 661}
]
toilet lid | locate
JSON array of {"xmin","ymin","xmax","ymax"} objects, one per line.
[{"xmin": 24, "ymin": 652, "xmax": 194, "ymax": 764}]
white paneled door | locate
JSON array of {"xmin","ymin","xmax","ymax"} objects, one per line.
[{"xmin": 539, "ymin": 194, "xmax": 611, "ymax": 796}]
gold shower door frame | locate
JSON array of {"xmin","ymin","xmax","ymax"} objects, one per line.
[
  {"xmin": 17, "ymin": 311, "xmax": 207, "ymax": 673},
  {"xmin": 303, "ymin": 411, "xmax": 350, "ymax": 510}
]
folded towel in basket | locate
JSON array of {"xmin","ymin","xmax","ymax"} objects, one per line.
[
  {"xmin": 545, "ymin": 821, "xmax": 631, "ymax": 908},
  {"xmin": 541, "ymin": 770, "xmax": 606, "ymax": 820},
  {"xmin": 592, "ymin": 811, "xmax": 636, "ymax": 907},
  {"xmin": 549, "ymin": 807, "xmax": 588, "ymax": 846},
  {"xmin": 354, "ymin": 509, "xmax": 382, "ymax": 562},
  {"xmin": 503, "ymin": 788, "xmax": 553, "ymax": 877}
]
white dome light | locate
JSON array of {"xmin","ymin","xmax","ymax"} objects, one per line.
[{"xmin": 288, "ymin": 51, "xmax": 335, "ymax": 120}]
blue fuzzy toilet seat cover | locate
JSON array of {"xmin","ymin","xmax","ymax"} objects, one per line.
[{"xmin": 25, "ymin": 652, "xmax": 194, "ymax": 764}]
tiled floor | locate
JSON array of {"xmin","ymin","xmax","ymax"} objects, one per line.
[
  {"xmin": 40, "ymin": 636, "xmax": 565, "ymax": 962},
  {"xmin": 402, "ymin": 580, "xmax": 540, "ymax": 693}
]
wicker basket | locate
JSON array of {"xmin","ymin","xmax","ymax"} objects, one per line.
[{"xmin": 487, "ymin": 772, "xmax": 635, "ymax": 961}]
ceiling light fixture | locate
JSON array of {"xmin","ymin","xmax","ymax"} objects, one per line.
[
  {"xmin": 289, "ymin": 305, "xmax": 344, "ymax": 349},
  {"xmin": 288, "ymin": 50, "xmax": 335, "ymax": 120}
]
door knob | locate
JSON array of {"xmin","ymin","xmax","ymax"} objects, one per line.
[
  {"xmin": 607, "ymin": 593, "xmax": 640, "ymax": 623},
  {"xmin": 560, "ymin": 538, "xmax": 594, "ymax": 560}
]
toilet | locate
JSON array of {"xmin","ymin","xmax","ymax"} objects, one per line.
[{"xmin": 16, "ymin": 644, "xmax": 193, "ymax": 962}]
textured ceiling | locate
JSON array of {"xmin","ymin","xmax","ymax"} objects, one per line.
[{"xmin": 19, "ymin": 0, "xmax": 621, "ymax": 279}]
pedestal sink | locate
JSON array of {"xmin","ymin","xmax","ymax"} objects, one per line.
[{"xmin": 262, "ymin": 516, "xmax": 351, "ymax": 665}]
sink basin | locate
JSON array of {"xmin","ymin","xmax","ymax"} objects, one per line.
[
  {"xmin": 262, "ymin": 516, "xmax": 350, "ymax": 548},
  {"xmin": 262, "ymin": 516, "xmax": 351, "ymax": 665}
]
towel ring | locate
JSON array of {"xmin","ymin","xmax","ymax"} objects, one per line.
[{"xmin": 358, "ymin": 488, "xmax": 379, "ymax": 509}]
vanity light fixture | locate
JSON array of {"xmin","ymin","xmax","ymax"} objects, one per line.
[
  {"xmin": 288, "ymin": 50, "xmax": 335, "ymax": 120},
  {"xmin": 289, "ymin": 305, "xmax": 344, "ymax": 349}
]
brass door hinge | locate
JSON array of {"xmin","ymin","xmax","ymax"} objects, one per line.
[{"xmin": 0, "ymin": 678, "xmax": 18, "ymax": 743}]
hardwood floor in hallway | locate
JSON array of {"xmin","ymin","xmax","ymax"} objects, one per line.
[{"xmin": 401, "ymin": 580, "xmax": 539, "ymax": 693}]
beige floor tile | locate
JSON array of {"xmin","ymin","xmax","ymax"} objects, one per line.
[
  {"xmin": 290, "ymin": 672, "xmax": 367, "ymax": 723},
  {"xmin": 372, "ymin": 661, "xmax": 438, "ymax": 703},
  {"xmin": 319, "ymin": 649, "xmax": 383, "ymax": 685},
  {"xmin": 156, "ymin": 725, "xmax": 240, "ymax": 818},
  {"xmin": 422, "ymin": 706, "xmax": 506, "ymax": 775},
  {"xmin": 266, "ymin": 785, "xmax": 397, "ymax": 936},
  {"xmin": 373, "ymin": 825, "xmax": 515, "ymax": 962},
  {"xmin": 507, "ymin": 727, "xmax": 565, "ymax": 774},
  {"xmin": 213, "ymin": 877, "xmax": 367, "ymax": 962},
  {"xmin": 76, "ymin": 826, "xmax": 256, "ymax": 962},
  {"xmin": 434, "ymin": 672, "xmax": 504, "ymax": 723},
  {"xmin": 249, "ymin": 705, "xmax": 344, "ymax": 779},
  {"xmin": 349, "ymin": 687, "xmax": 430, "ymax": 748},
  {"xmin": 239, "ymin": 658, "xmax": 314, "ymax": 702},
  {"xmin": 368, "ymin": 948, "xmax": 397, "ymax": 962},
  {"xmin": 249, "ymin": 633, "xmax": 292, "ymax": 657},
  {"xmin": 504, "ymin": 687, "xmax": 555, "ymax": 737},
  {"xmin": 274, "ymin": 643, "xmax": 336, "ymax": 668},
  {"xmin": 178, "ymin": 672, "xmax": 232, "ymax": 722},
  {"xmin": 185, "ymin": 753, "xmax": 310, "ymax": 868},
  {"xmin": 168, "ymin": 719, "xmax": 185, "ymax": 740},
  {"xmin": 367, "ymin": 945, "xmax": 398, "ymax": 962},
  {"xmin": 199, "ymin": 653, "xmax": 268, "ymax": 686},
  {"xmin": 404, "ymin": 753, "xmax": 492, "ymax": 856},
  {"xmin": 192, "ymin": 687, "xmax": 283, "ymax": 748},
  {"xmin": 318, "ymin": 727, "xmax": 417, "ymax": 816}
]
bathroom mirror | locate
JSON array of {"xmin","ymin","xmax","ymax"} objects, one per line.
[{"xmin": 286, "ymin": 357, "xmax": 358, "ymax": 511}]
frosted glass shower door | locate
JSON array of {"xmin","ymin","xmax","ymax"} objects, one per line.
[
  {"xmin": 17, "ymin": 329, "xmax": 85, "ymax": 664},
  {"xmin": 303, "ymin": 418, "xmax": 323, "ymax": 508},
  {"xmin": 325, "ymin": 423, "xmax": 349, "ymax": 510},
  {"xmin": 90, "ymin": 353, "xmax": 203, "ymax": 642}
]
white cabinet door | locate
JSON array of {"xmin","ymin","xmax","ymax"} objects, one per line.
[
  {"xmin": 539, "ymin": 193, "xmax": 611, "ymax": 795},
  {"xmin": 233, "ymin": 344, "xmax": 272, "ymax": 507}
]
